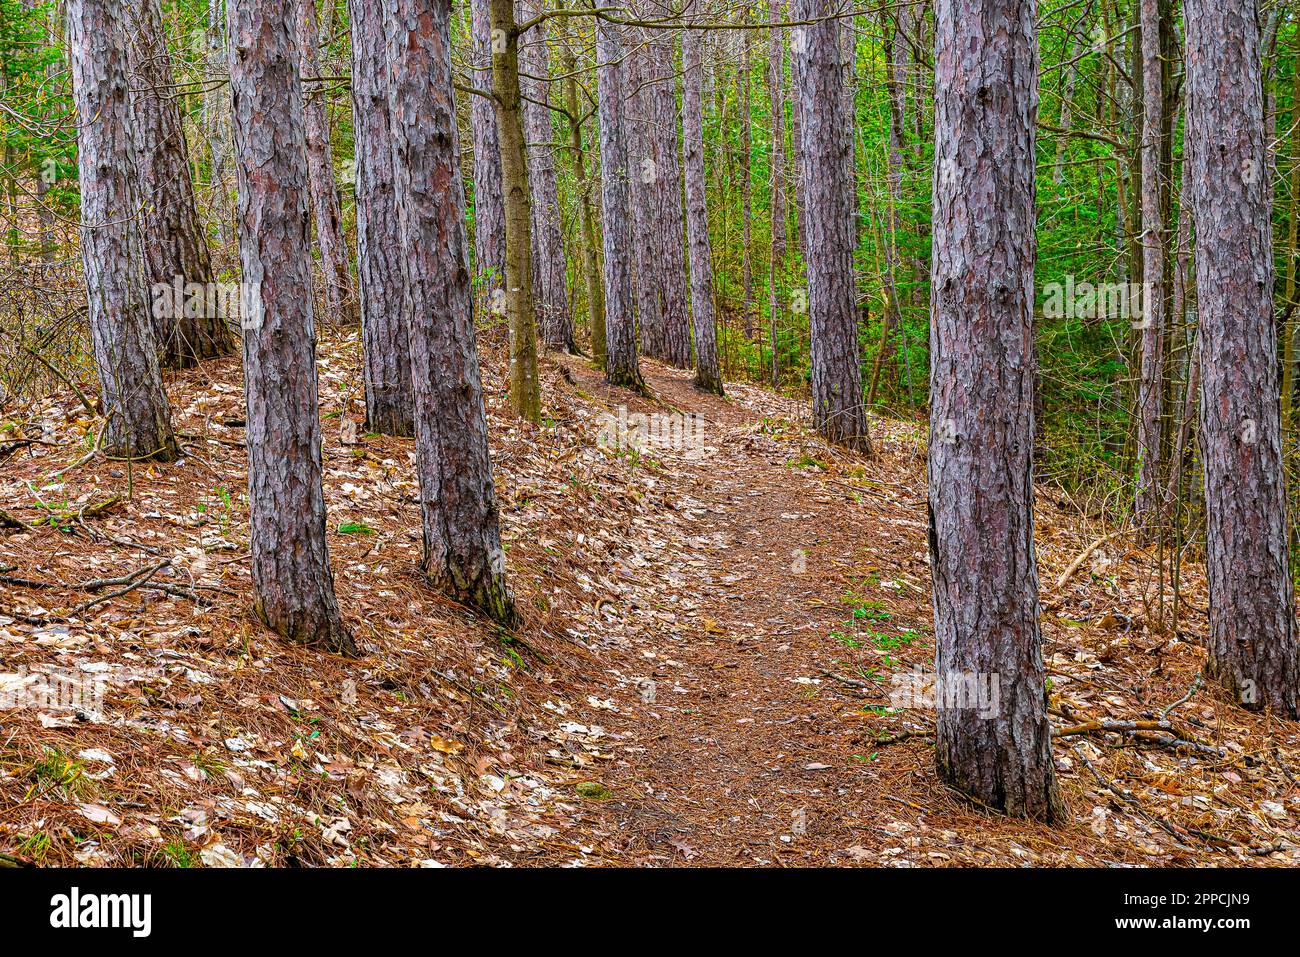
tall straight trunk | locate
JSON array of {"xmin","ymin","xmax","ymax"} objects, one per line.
[
  {"xmin": 126, "ymin": 0, "xmax": 233, "ymax": 369},
  {"xmin": 228, "ymin": 0, "xmax": 353, "ymax": 653},
  {"xmin": 874, "ymin": 4, "xmax": 909, "ymax": 403},
  {"xmin": 204, "ymin": 0, "xmax": 234, "ymax": 247},
  {"xmin": 470, "ymin": 0, "xmax": 506, "ymax": 291},
  {"xmin": 738, "ymin": 28, "xmax": 754, "ymax": 339},
  {"xmin": 766, "ymin": 0, "xmax": 787, "ymax": 387},
  {"xmin": 67, "ymin": 0, "xmax": 178, "ymax": 462},
  {"xmin": 296, "ymin": 0, "xmax": 356, "ymax": 325},
  {"xmin": 1134, "ymin": 0, "xmax": 1166, "ymax": 528},
  {"xmin": 595, "ymin": 16, "xmax": 644, "ymax": 390},
  {"xmin": 519, "ymin": 0, "xmax": 574, "ymax": 353},
  {"xmin": 1281, "ymin": 29, "xmax": 1300, "ymax": 434},
  {"xmin": 682, "ymin": 29, "xmax": 722, "ymax": 396},
  {"xmin": 563, "ymin": 49, "xmax": 605, "ymax": 365},
  {"xmin": 1164, "ymin": 106, "xmax": 1197, "ymax": 509},
  {"xmin": 929, "ymin": 0, "xmax": 1064, "ymax": 821},
  {"xmin": 349, "ymin": 0, "xmax": 413, "ymax": 435},
  {"xmin": 626, "ymin": 36, "xmax": 663, "ymax": 359},
  {"xmin": 1051, "ymin": 36, "xmax": 1080, "ymax": 185},
  {"xmin": 486, "ymin": 0, "xmax": 540, "ymax": 423},
  {"xmin": 1186, "ymin": 0, "xmax": 1299, "ymax": 716},
  {"xmin": 788, "ymin": 26, "xmax": 807, "ymax": 260},
  {"xmin": 645, "ymin": 11, "xmax": 692, "ymax": 368},
  {"xmin": 792, "ymin": 0, "xmax": 870, "ymax": 452},
  {"xmin": 384, "ymin": 0, "xmax": 517, "ymax": 626}
]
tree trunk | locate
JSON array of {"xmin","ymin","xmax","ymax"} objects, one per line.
[
  {"xmin": 488, "ymin": 0, "xmax": 540, "ymax": 423},
  {"xmin": 645, "ymin": 10, "xmax": 692, "ymax": 368},
  {"xmin": 929, "ymin": 0, "xmax": 1064, "ymax": 821},
  {"xmin": 791, "ymin": 0, "xmax": 869, "ymax": 452},
  {"xmin": 682, "ymin": 29, "xmax": 722, "ymax": 395},
  {"xmin": 627, "ymin": 36, "xmax": 665, "ymax": 360},
  {"xmin": 349, "ymin": 0, "xmax": 414, "ymax": 436},
  {"xmin": 228, "ymin": 0, "xmax": 354, "ymax": 654},
  {"xmin": 470, "ymin": 0, "xmax": 506, "ymax": 292},
  {"xmin": 519, "ymin": 0, "xmax": 574, "ymax": 353},
  {"xmin": 766, "ymin": 0, "xmax": 787, "ymax": 387},
  {"xmin": 595, "ymin": 16, "xmax": 644, "ymax": 391},
  {"xmin": 563, "ymin": 48, "xmax": 605, "ymax": 366},
  {"xmin": 1134, "ymin": 0, "xmax": 1165, "ymax": 529},
  {"xmin": 126, "ymin": 0, "xmax": 234, "ymax": 369},
  {"xmin": 296, "ymin": 0, "xmax": 356, "ymax": 325},
  {"xmin": 67, "ymin": 0, "xmax": 178, "ymax": 463},
  {"xmin": 384, "ymin": 0, "xmax": 518, "ymax": 626},
  {"xmin": 1186, "ymin": 0, "xmax": 1300, "ymax": 716},
  {"xmin": 738, "ymin": 26, "xmax": 754, "ymax": 340},
  {"xmin": 204, "ymin": 0, "xmax": 234, "ymax": 248}
]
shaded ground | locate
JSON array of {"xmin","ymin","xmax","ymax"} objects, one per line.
[{"xmin": 1, "ymin": 331, "xmax": 1298, "ymax": 867}]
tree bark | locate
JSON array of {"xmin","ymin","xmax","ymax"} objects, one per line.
[
  {"xmin": 682, "ymin": 29, "xmax": 722, "ymax": 395},
  {"xmin": 791, "ymin": 0, "xmax": 869, "ymax": 451},
  {"xmin": 126, "ymin": 0, "xmax": 234, "ymax": 369},
  {"xmin": 563, "ymin": 47, "xmax": 605, "ymax": 365},
  {"xmin": 595, "ymin": 16, "xmax": 644, "ymax": 390},
  {"xmin": 204, "ymin": 0, "xmax": 234, "ymax": 248},
  {"xmin": 384, "ymin": 0, "xmax": 518, "ymax": 626},
  {"xmin": 487, "ymin": 0, "xmax": 541, "ymax": 423},
  {"xmin": 228, "ymin": 0, "xmax": 354, "ymax": 653},
  {"xmin": 929, "ymin": 0, "xmax": 1064, "ymax": 821},
  {"xmin": 67, "ymin": 0, "xmax": 179, "ymax": 463},
  {"xmin": 349, "ymin": 0, "xmax": 414, "ymax": 436},
  {"xmin": 1185, "ymin": 0, "xmax": 1299, "ymax": 716},
  {"xmin": 470, "ymin": 0, "xmax": 506, "ymax": 292},
  {"xmin": 644, "ymin": 8, "xmax": 691, "ymax": 368},
  {"xmin": 1134, "ymin": 0, "xmax": 1166, "ymax": 529},
  {"xmin": 626, "ymin": 35, "xmax": 665, "ymax": 360},
  {"xmin": 296, "ymin": 0, "xmax": 356, "ymax": 325},
  {"xmin": 766, "ymin": 0, "xmax": 787, "ymax": 387},
  {"xmin": 519, "ymin": 0, "xmax": 574, "ymax": 353}
]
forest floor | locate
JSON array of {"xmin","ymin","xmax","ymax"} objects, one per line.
[{"xmin": 1, "ymin": 326, "xmax": 1299, "ymax": 867}]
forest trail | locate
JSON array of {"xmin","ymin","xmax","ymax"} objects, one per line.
[
  {"xmin": 2, "ymin": 337, "xmax": 1297, "ymax": 868},
  {"xmin": 548, "ymin": 356, "xmax": 971, "ymax": 865}
]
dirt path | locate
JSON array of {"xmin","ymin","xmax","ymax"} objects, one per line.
[{"xmin": 550, "ymin": 356, "xmax": 952, "ymax": 865}]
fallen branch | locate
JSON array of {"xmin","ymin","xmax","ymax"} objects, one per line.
[
  {"xmin": 0, "ymin": 508, "xmax": 35, "ymax": 531},
  {"xmin": 1054, "ymin": 529, "xmax": 1127, "ymax": 591},
  {"xmin": 65, "ymin": 560, "xmax": 170, "ymax": 619}
]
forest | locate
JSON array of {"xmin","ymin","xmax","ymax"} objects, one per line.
[{"xmin": 0, "ymin": 0, "xmax": 1297, "ymax": 890}]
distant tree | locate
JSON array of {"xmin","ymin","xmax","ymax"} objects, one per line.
[
  {"xmin": 682, "ymin": 27, "xmax": 722, "ymax": 395},
  {"xmin": 296, "ymin": 0, "xmax": 357, "ymax": 325},
  {"xmin": 791, "ymin": 0, "xmax": 869, "ymax": 452},
  {"xmin": 126, "ymin": 0, "xmax": 234, "ymax": 368},
  {"xmin": 349, "ymin": 0, "xmax": 414, "ymax": 436},
  {"xmin": 67, "ymin": 0, "xmax": 178, "ymax": 461},
  {"xmin": 595, "ymin": 15, "xmax": 644, "ymax": 391},
  {"xmin": 470, "ymin": 0, "xmax": 506, "ymax": 291},
  {"xmin": 519, "ymin": 0, "xmax": 575, "ymax": 353}
]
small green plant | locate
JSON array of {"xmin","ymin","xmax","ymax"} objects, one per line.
[
  {"xmin": 161, "ymin": 839, "xmax": 196, "ymax": 868},
  {"xmin": 15, "ymin": 831, "xmax": 52, "ymax": 862},
  {"xmin": 337, "ymin": 520, "xmax": 376, "ymax": 535},
  {"xmin": 26, "ymin": 747, "xmax": 89, "ymax": 800}
]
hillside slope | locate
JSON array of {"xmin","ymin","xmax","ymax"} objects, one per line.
[{"xmin": 1, "ymin": 331, "xmax": 1297, "ymax": 866}]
